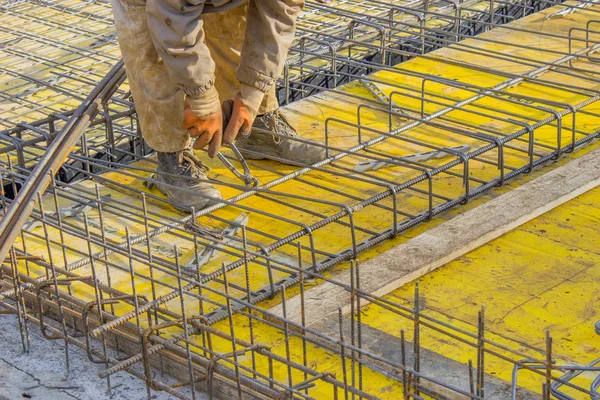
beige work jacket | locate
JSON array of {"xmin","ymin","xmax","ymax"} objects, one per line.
[{"xmin": 146, "ymin": 0, "xmax": 303, "ymax": 111}]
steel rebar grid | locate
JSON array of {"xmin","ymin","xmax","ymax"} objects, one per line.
[
  {"xmin": 2, "ymin": 254, "xmax": 599, "ymax": 399},
  {"xmin": 0, "ymin": 0, "xmax": 564, "ymax": 173},
  {"xmin": 3, "ymin": 0, "xmax": 600, "ymax": 398}
]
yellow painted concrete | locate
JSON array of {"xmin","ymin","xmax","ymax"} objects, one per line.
[{"xmin": 359, "ymin": 186, "xmax": 600, "ymax": 395}]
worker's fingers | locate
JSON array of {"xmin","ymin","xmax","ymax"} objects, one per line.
[
  {"xmin": 192, "ymin": 130, "xmax": 214, "ymax": 150},
  {"xmin": 188, "ymin": 126, "xmax": 199, "ymax": 138},
  {"xmin": 222, "ymin": 100, "xmax": 234, "ymax": 127},
  {"xmin": 223, "ymin": 117, "xmax": 244, "ymax": 145},
  {"xmin": 207, "ymin": 129, "xmax": 223, "ymax": 158},
  {"xmin": 192, "ymin": 135, "xmax": 204, "ymax": 151},
  {"xmin": 240, "ymin": 118, "xmax": 252, "ymax": 137},
  {"xmin": 183, "ymin": 107, "xmax": 197, "ymax": 129}
]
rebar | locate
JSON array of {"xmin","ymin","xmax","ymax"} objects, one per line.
[{"xmin": 2, "ymin": 0, "xmax": 600, "ymax": 398}]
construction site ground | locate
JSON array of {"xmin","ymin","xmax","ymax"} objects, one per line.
[
  {"xmin": 0, "ymin": 312, "xmax": 182, "ymax": 400},
  {"xmin": 2, "ymin": 0, "xmax": 600, "ymax": 398}
]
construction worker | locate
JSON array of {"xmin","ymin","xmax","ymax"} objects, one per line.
[{"xmin": 110, "ymin": 0, "xmax": 326, "ymax": 210}]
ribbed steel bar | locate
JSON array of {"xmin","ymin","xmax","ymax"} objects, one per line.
[{"xmin": 2, "ymin": 0, "xmax": 600, "ymax": 399}]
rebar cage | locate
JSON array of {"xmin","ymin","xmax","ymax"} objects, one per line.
[{"xmin": 1, "ymin": 0, "xmax": 600, "ymax": 398}]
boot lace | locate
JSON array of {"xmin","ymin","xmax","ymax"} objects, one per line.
[
  {"xmin": 262, "ymin": 109, "xmax": 299, "ymax": 145},
  {"xmin": 181, "ymin": 149, "xmax": 209, "ymax": 178}
]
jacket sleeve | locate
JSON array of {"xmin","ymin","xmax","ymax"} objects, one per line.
[
  {"xmin": 237, "ymin": 0, "xmax": 304, "ymax": 115},
  {"xmin": 146, "ymin": 0, "xmax": 220, "ymax": 116}
]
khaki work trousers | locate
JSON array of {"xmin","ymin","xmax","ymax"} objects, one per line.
[{"xmin": 111, "ymin": 0, "xmax": 279, "ymax": 152}]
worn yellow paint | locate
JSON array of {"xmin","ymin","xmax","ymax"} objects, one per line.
[
  {"xmin": 359, "ymin": 186, "xmax": 600, "ymax": 395},
  {"xmin": 10, "ymin": 1, "xmax": 600, "ymax": 397}
]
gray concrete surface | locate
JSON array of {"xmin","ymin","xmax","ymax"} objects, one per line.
[
  {"xmin": 317, "ymin": 314, "xmax": 538, "ymax": 399},
  {"xmin": 0, "ymin": 314, "xmax": 205, "ymax": 400}
]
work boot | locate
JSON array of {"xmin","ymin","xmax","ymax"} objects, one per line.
[
  {"xmin": 235, "ymin": 109, "xmax": 327, "ymax": 165},
  {"xmin": 154, "ymin": 149, "xmax": 222, "ymax": 211}
]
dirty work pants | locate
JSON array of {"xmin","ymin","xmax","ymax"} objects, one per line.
[{"xmin": 111, "ymin": 0, "xmax": 279, "ymax": 153}]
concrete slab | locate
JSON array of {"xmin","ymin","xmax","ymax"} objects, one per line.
[
  {"xmin": 268, "ymin": 144, "xmax": 600, "ymax": 327},
  {"xmin": 0, "ymin": 314, "xmax": 204, "ymax": 400},
  {"xmin": 315, "ymin": 314, "xmax": 539, "ymax": 399}
]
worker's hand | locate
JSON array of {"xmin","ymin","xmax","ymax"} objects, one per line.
[
  {"xmin": 183, "ymin": 103, "xmax": 223, "ymax": 158},
  {"xmin": 222, "ymin": 93, "xmax": 254, "ymax": 145}
]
